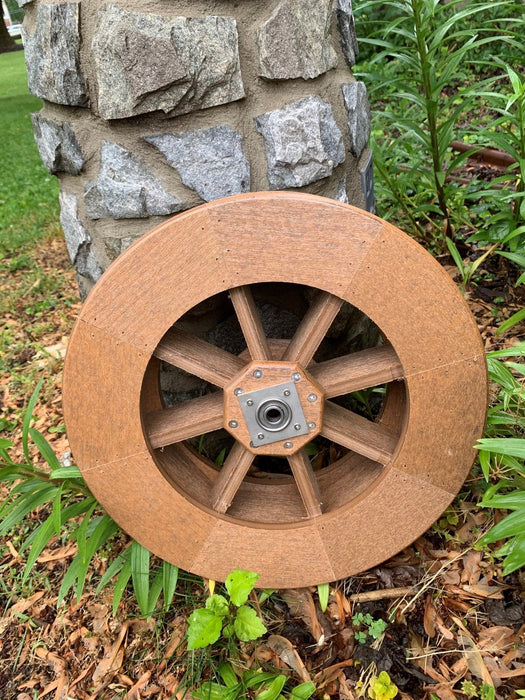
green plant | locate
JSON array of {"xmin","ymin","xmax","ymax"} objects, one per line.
[
  {"xmin": 193, "ymin": 663, "xmax": 315, "ymax": 700},
  {"xmin": 474, "ymin": 343, "xmax": 525, "ymax": 574},
  {"xmin": 317, "ymin": 582, "xmax": 329, "ymax": 612},
  {"xmin": 469, "ymin": 67, "xmax": 525, "ymax": 252},
  {"xmin": 461, "ymin": 680, "xmax": 479, "ymax": 698},
  {"xmin": 354, "ymin": 0, "xmax": 523, "ymax": 250},
  {"xmin": 368, "ymin": 671, "xmax": 398, "ymax": 700},
  {"xmin": 354, "ymin": 0, "xmax": 521, "ymax": 248},
  {"xmin": 352, "ymin": 611, "xmax": 388, "ymax": 645},
  {"xmin": 0, "ymin": 382, "xmax": 180, "ymax": 617},
  {"xmin": 187, "ymin": 570, "xmax": 267, "ymax": 650},
  {"xmin": 445, "ymin": 237, "xmax": 499, "ymax": 291}
]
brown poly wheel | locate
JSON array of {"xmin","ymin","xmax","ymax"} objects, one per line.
[{"xmin": 63, "ymin": 192, "xmax": 487, "ymax": 588}]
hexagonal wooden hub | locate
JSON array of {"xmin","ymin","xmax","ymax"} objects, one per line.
[{"xmin": 224, "ymin": 361, "xmax": 324, "ymax": 455}]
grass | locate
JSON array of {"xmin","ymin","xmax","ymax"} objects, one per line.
[
  {"xmin": 0, "ymin": 49, "xmax": 60, "ymax": 255},
  {"xmin": 0, "ymin": 48, "xmax": 78, "ymax": 409}
]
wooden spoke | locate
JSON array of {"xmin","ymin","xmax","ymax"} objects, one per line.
[
  {"xmin": 229, "ymin": 285, "xmax": 270, "ymax": 361},
  {"xmin": 153, "ymin": 327, "xmax": 244, "ymax": 388},
  {"xmin": 211, "ymin": 441, "xmax": 255, "ymax": 513},
  {"xmin": 282, "ymin": 291, "xmax": 343, "ymax": 366},
  {"xmin": 146, "ymin": 393, "xmax": 223, "ymax": 449},
  {"xmin": 321, "ymin": 401, "xmax": 397, "ymax": 465},
  {"xmin": 310, "ymin": 344, "xmax": 404, "ymax": 398},
  {"xmin": 287, "ymin": 448, "xmax": 323, "ymax": 518}
]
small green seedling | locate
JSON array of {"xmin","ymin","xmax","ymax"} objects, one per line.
[
  {"xmin": 352, "ymin": 612, "xmax": 388, "ymax": 645},
  {"xmin": 187, "ymin": 569, "xmax": 267, "ymax": 650},
  {"xmin": 368, "ymin": 671, "xmax": 398, "ymax": 700}
]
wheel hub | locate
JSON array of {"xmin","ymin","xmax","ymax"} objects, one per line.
[{"xmin": 224, "ymin": 361, "xmax": 324, "ymax": 455}]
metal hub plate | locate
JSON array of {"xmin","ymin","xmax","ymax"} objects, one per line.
[{"xmin": 238, "ymin": 381, "xmax": 308, "ymax": 447}]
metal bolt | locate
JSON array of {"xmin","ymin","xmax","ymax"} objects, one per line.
[
  {"xmin": 294, "ymin": 424, "xmax": 301, "ymax": 431},
  {"xmin": 247, "ymin": 399, "xmax": 254, "ymax": 406},
  {"xmin": 283, "ymin": 389, "xmax": 291, "ymax": 397},
  {"xmin": 284, "ymin": 441, "xmax": 293, "ymax": 449},
  {"xmin": 307, "ymin": 393, "xmax": 317, "ymax": 402},
  {"xmin": 257, "ymin": 433, "xmax": 264, "ymax": 440},
  {"xmin": 308, "ymin": 422, "xmax": 316, "ymax": 429},
  {"xmin": 292, "ymin": 372, "xmax": 301, "ymax": 382},
  {"xmin": 253, "ymin": 369, "xmax": 263, "ymax": 379},
  {"xmin": 234, "ymin": 387, "xmax": 243, "ymax": 396},
  {"xmin": 228, "ymin": 420, "xmax": 238, "ymax": 429}
]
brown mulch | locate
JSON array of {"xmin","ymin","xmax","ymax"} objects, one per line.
[{"xmin": 0, "ymin": 235, "xmax": 524, "ymax": 700}]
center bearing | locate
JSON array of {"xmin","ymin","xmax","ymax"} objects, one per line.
[
  {"xmin": 257, "ymin": 399, "xmax": 291, "ymax": 432},
  {"xmin": 239, "ymin": 381, "xmax": 307, "ymax": 447},
  {"xmin": 223, "ymin": 360, "xmax": 324, "ymax": 456}
]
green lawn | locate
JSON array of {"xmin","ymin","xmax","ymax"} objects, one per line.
[{"xmin": 0, "ymin": 49, "xmax": 60, "ymax": 255}]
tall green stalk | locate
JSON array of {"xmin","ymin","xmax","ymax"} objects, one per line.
[{"xmin": 410, "ymin": 0, "xmax": 451, "ymax": 240}]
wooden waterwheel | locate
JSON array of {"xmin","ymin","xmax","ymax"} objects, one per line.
[{"xmin": 63, "ymin": 192, "xmax": 487, "ymax": 588}]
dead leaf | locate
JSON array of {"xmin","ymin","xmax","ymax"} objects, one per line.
[
  {"xmin": 424, "ymin": 595, "xmax": 436, "ymax": 637},
  {"xmin": 457, "ymin": 634, "xmax": 493, "ymax": 686},
  {"xmin": 129, "ymin": 671, "xmax": 151, "ymax": 698},
  {"xmin": 461, "ymin": 551, "xmax": 482, "ymax": 585},
  {"xmin": 10, "ymin": 591, "xmax": 45, "ymax": 615},
  {"xmin": 281, "ymin": 589, "xmax": 324, "ymax": 644},
  {"xmin": 478, "ymin": 626, "xmax": 515, "ymax": 652},
  {"xmin": 91, "ymin": 620, "xmax": 129, "ymax": 687},
  {"xmin": 313, "ymin": 659, "xmax": 354, "ymax": 689},
  {"xmin": 267, "ymin": 634, "xmax": 310, "ymax": 683}
]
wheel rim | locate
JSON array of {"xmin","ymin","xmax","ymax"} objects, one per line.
[{"xmin": 64, "ymin": 192, "xmax": 487, "ymax": 587}]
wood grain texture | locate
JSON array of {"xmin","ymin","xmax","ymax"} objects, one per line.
[
  {"xmin": 211, "ymin": 441, "xmax": 255, "ymax": 514},
  {"xmin": 282, "ymin": 291, "xmax": 343, "ymax": 366},
  {"xmin": 63, "ymin": 191, "xmax": 487, "ymax": 588},
  {"xmin": 154, "ymin": 326, "xmax": 244, "ymax": 388},
  {"xmin": 229, "ymin": 285, "xmax": 270, "ymax": 361},
  {"xmin": 310, "ymin": 344, "xmax": 404, "ymax": 397},
  {"xmin": 321, "ymin": 401, "xmax": 398, "ymax": 465},
  {"xmin": 146, "ymin": 393, "xmax": 223, "ymax": 449},
  {"xmin": 288, "ymin": 448, "xmax": 323, "ymax": 518}
]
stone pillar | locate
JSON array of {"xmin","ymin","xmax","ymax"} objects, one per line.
[{"xmin": 22, "ymin": 0, "xmax": 373, "ymax": 299}]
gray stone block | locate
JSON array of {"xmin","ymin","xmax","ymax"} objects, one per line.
[
  {"xmin": 255, "ymin": 96, "xmax": 345, "ymax": 189},
  {"xmin": 341, "ymin": 81, "xmax": 371, "ymax": 159},
  {"xmin": 59, "ymin": 191, "xmax": 102, "ymax": 282},
  {"xmin": 333, "ymin": 177, "xmax": 349, "ymax": 204},
  {"xmin": 17, "ymin": 0, "xmax": 33, "ymax": 6},
  {"xmin": 23, "ymin": 3, "xmax": 88, "ymax": 106},
  {"xmin": 103, "ymin": 235, "xmax": 139, "ymax": 262},
  {"xmin": 92, "ymin": 4, "xmax": 244, "ymax": 120},
  {"xmin": 257, "ymin": 0, "xmax": 337, "ymax": 80},
  {"xmin": 31, "ymin": 114, "xmax": 85, "ymax": 175},
  {"xmin": 145, "ymin": 125, "xmax": 250, "ymax": 202},
  {"xmin": 84, "ymin": 141, "xmax": 182, "ymax": 220},
  {"xmin": 336, "ymin": 0, "xmax": 359, "ymax": 68}
]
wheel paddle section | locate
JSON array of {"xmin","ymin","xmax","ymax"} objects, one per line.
[{"xmin": 63, "ymin": 192, "xmax": 487, "ymax": 588}]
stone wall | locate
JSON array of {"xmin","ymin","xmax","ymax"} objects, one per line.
[{"xmin": 21, "ymin": 0, "xmax": 373, "ymax": 298}]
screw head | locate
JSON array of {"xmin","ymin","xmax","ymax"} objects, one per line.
[
  {"xmin": 284, "ymin": 441, "xmax": 293, "ymax": 449},
  {"xmin": 294, "ymin": 423, "xmax": 301, "ymax": 431},
  {"xmin": 234, "ymin": 387, "xmax": 244, "ymax": 396},
  {"xmin": 246, "ymin": 399, "xmax": 254, "ymax": 406},
  {"xmin": 228, "ymin": 420, "xmax": 238, "ymax": 429},
  {"xmin": 253, "ymin": 369, "xmax": 263, "ymax": 379},
  {"xmin": 283, "ymin": 389, "xmax": 291, "ymax": 397},
  {"xmin": 308, "ymin": 421, "xmax": 316, "ymax": 429},
  {"xmin": 257, "ymin": 433, "xmax": 264, "ymax": 440},
  {"xmin": 292, "ymin": 372, "xmax": 301, "ymax": 382},
  {"xmin": 307, "ymin": 393, "xmax": 317, "ymax": 402}
]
